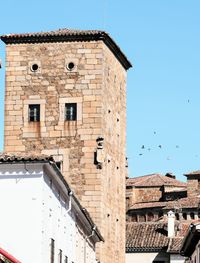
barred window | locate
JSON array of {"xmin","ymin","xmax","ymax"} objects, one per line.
[
  {"xmin": 65, "ymin": 103, "xmax": 77, "ymax": 121},
  {"xmin": 29, "ymin": 104, "xmax": 40, "ymax": 122}
]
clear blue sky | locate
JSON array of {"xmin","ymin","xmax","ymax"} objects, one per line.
[{"xmin": 0, "ymin": 0, "xmax": 200, "ymax": 181}]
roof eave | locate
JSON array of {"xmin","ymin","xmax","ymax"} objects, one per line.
[{"xmin": 0, "ymin": 32, "xmax": 132, "ymax": 71}]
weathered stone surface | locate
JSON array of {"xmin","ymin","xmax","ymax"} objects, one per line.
[{"xmin": 4, "ymin": 40, "xmax": 128, "ymax": 263}]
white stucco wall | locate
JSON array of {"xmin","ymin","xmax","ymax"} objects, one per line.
[
  {"xmin": 126, "ymin": 252, "xmax": 185, "ymax": 263},
  {"xmin": 170, "ymin": 254, "xmax": 185, "ymax": 263},
  {"xmin": 126, "ymin": 252, "xmax": 169, "ymax": 263},
  {"xmin": 0, "ymin": 164, "xmax": 43, "ymax": 262},
  {"xmin": 0, "ymin": 162, "xmax": 97, "ymax": 263}
]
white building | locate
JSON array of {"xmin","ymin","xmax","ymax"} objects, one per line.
[{"xmin": 0, "ymin": 154, "xmax": 103, "ymax": 263}]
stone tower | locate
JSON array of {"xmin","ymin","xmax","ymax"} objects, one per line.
[{"xmin": 1, "ymin": 29, "xmax": 131, "ymax": 263}]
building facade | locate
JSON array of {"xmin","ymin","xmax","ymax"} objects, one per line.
[
  {"xmin": 1, "ymin": 29, "xmax": 131, "ymax": 263},
  {"xmin": 0, "ymin": 154, "xmax": 103, "ymax": 263},
  {"xmin": 180, "ymin": 223, "xmax": 200, "ymax": 263}
]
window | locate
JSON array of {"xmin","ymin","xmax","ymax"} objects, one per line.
[
  {"xmin": 29, "ymin": 104, "xmax": 40, "ymax": 122},
  {"xmin": 147, "ymin": 212, "xmax": 154, "ymax": 222},
  {"xmin": 58, "ymin": 249, "xmax": 62, "ymax": 263},
  {"xmin": 183, "ymin": 213, "xmax": 187, "ymax": 220},
  {"xmin": 65, "ymin": 103, "xmax": 77, "ymax": 121},
  {"xmin": 190, "ymin": 212, "xmax": 195, "ymax": 219},
  {"xmin": 175, "ymin": 213, "xmax": 179, "ymax": 220},
  {"xmin": 66, "ymin": 62, "xmax": 75, "ymax": 71},
  {"xmin": 50, "ymin": 239, "xmax": 55, "ymax": 263},
  {"xmin": 31, "ymin": 63, "xmax": 39, "ymax": 72}
]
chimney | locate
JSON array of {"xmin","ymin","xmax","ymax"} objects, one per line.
[
  {"xmin": 184, "ymin": 171, "xmax": 200, "ymax": 197},
  {"xmin": 165, "ymin": 172, "xmax": 176, "ymax": 179},
  {"xmin": 168, "ymin": 210, "xmax": 175, "ymax": 237}
]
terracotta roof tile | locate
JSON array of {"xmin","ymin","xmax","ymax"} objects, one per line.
[
  {"xmin": 184, "ymin": 170, "xmax": 200, "ymax": 176},
  {"xmin": 168, "ymin": 237, "xmax": 184, "ymax": 253},
  {"xmin": 130, "ymin": 201, "xmax": 167, "ymax": 210},
  {"xmin": 165, "ymin": 197, "xmax": 200, "ymax": 209},
  {"xmin": 0, "ymin": 153, "xmax": 54, "ymax": 163},
  {"xmin": 129, "ymin": 196, "xmax": 200, "ymax": 211},
  {"xmin": 127, "ymin": 174, "xmax": 186, "ymax": 188},
  {"xmin": 126, "ymin": 222, "xmax": 169, "ymax": 252}
]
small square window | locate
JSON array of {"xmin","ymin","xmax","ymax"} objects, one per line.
[
  {"xmin": 65, "ymin": 103, "xmax": 77, "ymax": 121},
  {"xmin": 29, "ymin": 104, "xmax": 40, "ymax": 122}
]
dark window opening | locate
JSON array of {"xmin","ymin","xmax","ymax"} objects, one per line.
[
  {"xmin": 31, "ymin": 63, "xmax": 39, "ymax": 72},
  {"xmin": 131, "ymin": 214, "xmax": 137, "ymax": 222},
  {"xmin": 50, "ymin": 239, "xmax": 55, "ymax": 263},
  {"xmin": 67, "ymin": 62, "xmax": 75, "ymax": 71},
  {"xmin": 183, "ymin": 213, "xmax": 187, "ymax": 220},
  {"xmin": 147, "ymin": 212, "xmax": 154, "ymax": 222},
  {"xmin": 65, "ymin": 103, "xmax": 77, "ymax": 121},
  {"xmin": 175, "ymin": 213, "xmax": 179, "ymax": 220},
  {"xmin": 29, "ymin": 104, "xmax": 40, "ymax": 122},
  {"xmin": 58, "ymin": 249, "xmax": 62, "ymax": 263},
  {"xmin": 190, "ymin": 212, "xmax": 195, "ymax": 219},
  {"xmin": 138, "ymin": 213, "xmax": 146, "ymax": 222}
]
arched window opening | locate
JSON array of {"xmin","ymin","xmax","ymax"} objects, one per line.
[
  {"xmin": 175, "ymin": 213, "xmax": 179, "ymax": 220},
  {"xmin": 190, "ymin": 212, "xmax": 195, "ymax": 220},
  {"xmin": 131, "ymin": 214, "xmax": 137, "ymax": 222},
  {"xmin": 147, "ymin": 212, "xmax": 154, "ymax": 222},
  {"xmin": 183, "ymin": 213, "xmax": 187, "ymax": 220},
  {"xmin": 138, "ymin": 213, "xmax": 146, "ymax": 222}
]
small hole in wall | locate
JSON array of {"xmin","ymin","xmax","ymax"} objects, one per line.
[
  {"xmin": 117, "ymin": 166, "xmax": 119, "ymax": 169},
  {"xmin": 117, "ymin": 118, "xmax": 119, "ymax": 122},
  {"xmin": 108, "ymin": 110, "xmax": 111, "ymax": 113},
  {"xmin": 31, "ymin": 63, "xmax": 39, "ymax": 72},
  {"xmin": 107, "ymin": 214, "xmax": 110, "ymax": 217},
  {"xmin": 108, "ymin": 159, "xmax": 110, "ymax": 163},
  {"xmin": 67, "ymin": 62, "xmax": 75, "ymax": 71},
  {"xmin": 116, "ymin": 219, "xmax": 119, "ymax": 222}
]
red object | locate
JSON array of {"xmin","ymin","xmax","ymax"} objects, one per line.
[{"xmin": 0, "ymin": 247, "xmax": 22, "ymax": 263}]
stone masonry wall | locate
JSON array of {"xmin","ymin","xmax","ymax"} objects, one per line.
[{"xmin": 4, "ymin": 40, "xmax": 127, "ymax": 263}]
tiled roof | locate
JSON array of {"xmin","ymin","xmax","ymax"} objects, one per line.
[
  {"xmin": 168, "ymin": 237, "xmax": 184, "ymax": 253},
  {"xmin": 184, "ymin": 170, "xmax": 200, "ymax": 176},
  {"xmin": 0, "ymin": 153, "xmax": 54, "ymax": 163},
  {"xmin": 126, "ymin": 221, "xmax": 189, "ymax": 254},
  {"xmin": 126, "ymin": 174, "xmax": 187, "ymax": 188},
  {"xmin": 126, "ymin": 222, "xmax": 169, "ymax": 252},
  {"xmin": 1, "ymin": 28, "xmax": 104, "ymax": 38},
  {"xmin": 129, "ymin": 196, "xmax": 200, "ymax": 211},
  {"xmin": 165, "ymin": 196, "xmax": 200, "ymax": 209},
  {"xmin": 130, "ymin": 201, "xmax": 167, "ymax": 210},
  {"xmin": 0, "ymin": 28, "xmax": 132, "ymax": 70}
]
